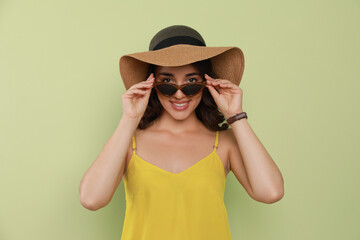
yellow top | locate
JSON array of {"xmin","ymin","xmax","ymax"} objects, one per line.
[{"xmin": 120, "ymin": 130, "xmax": 232, "ymax": 240}]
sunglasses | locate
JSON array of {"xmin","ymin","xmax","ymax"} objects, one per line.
[{"xmin": 153, "ymin": 81, "xmax": 207, "ymax": 97}]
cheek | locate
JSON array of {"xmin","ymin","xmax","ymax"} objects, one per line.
[
  {"xmin": 192, "ymin": 94, "xmax": 203, "ymax": 107},
  {"xmin": 157, "ymin": 95, "xmax": 170, "ymax": 106}
]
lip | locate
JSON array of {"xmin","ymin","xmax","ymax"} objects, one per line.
[
  {"xmin": 170, "ymin": 101, "xmax": 190, "ymax": 104},
  {"xmin": 170, "ymin": 100, "xmax": 190, "ymax": 111}
]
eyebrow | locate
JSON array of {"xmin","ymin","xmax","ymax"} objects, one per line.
[{"xmin": 158, "ymin": 72, "xmax": 201, "ymax": 77}]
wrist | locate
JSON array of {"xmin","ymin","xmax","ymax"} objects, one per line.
[
  {"xmin": 119, "ymin": 115, "xmax": 141, "ymax": 127},
  {"xmin": 224, "ymin": 110, "xmax": 244, "ymax": 119},
  {"xmin": 226, "ymin": 111, "xmax": 247, "ymax": 125}
]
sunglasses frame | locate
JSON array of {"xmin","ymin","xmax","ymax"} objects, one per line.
[{"xmin": 152, "ymin": 81, "xmax": 207, "ymax": 97}]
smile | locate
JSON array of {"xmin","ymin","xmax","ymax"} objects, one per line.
[
  {"xmin": 173, "ymin": 102, "xmax": 188, "ymax": 106},
  {"xmin": 170, "ymin": 101, "xmax": 190, "ymax": 111}
]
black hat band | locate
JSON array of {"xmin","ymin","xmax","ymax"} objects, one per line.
[{"xmin": 151, "ymin": 36, "xmax": 206, "ymax": 51}]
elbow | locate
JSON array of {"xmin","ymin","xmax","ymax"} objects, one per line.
[
  {"xmin": 80, "ymin": 196, "xmax": 104, "ymax": 211},
  {"xmin": 253, "ymin": 188, "xmax": 284, "ymax": 204},
  {"xmin": 268, "ymin": 191, "xmax": 284, "ymax": 204},
  {"xmin": 262, "ymin": 177, "xmax": 285, "ymax": 204},
  {"xmin": 79, "ymin": 188, "xmax": 107, "ymax": 211},
  {"xmin": 263, "ymin": 188, "xmax": 285, "ymax": 204},
  {"xmin": 79, "ymin": 180, "xmax": 105, "ymax": 211}
]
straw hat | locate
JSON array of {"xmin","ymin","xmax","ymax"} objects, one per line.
[{"xmin": 119, "ymin": 25, "xmax": 245, "ymax": 90}]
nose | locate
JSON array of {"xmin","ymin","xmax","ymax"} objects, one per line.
[{"xmin": 173, "ymin": 88, "xmax": 186, "ymax": 99}]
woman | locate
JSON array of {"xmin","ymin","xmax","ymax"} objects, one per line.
[{"xmin": 79, "ymin": 25, "xmax": 284, "ymax": 240}]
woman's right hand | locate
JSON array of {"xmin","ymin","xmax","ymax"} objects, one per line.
[{"xmin": 121, "ymin": 73, "xmax": 155, "ymax": 121}]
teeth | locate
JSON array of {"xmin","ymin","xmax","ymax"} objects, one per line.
[{"xmin": 173, "ymin": 102, "xmax": 188, "ymax": 106}]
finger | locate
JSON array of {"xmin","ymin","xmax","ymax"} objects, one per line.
[
  {"xmin": 136, "ymin": 83, "xmax": 153, "ymax": 89},
  {"xmin": 206, "ymin": 84, "xmax": 220, "ymax": 98},
  {"xmin": 206, "ymin": 80, "xmax": 220, "ymax": 89},
  {"xmin": 208, "ymin": 80, "xmax": 233, "ymax": 89},
  {"xmin": 204, "ymin": 74, "xmax": 230, "ymax": 84},
  {"xmin": 218, "ymin": 82, "xmax": 234, "ymax": 88},
  {"xmin": 128, "ymin": 89, "xmax": 148, "ymax": 95},
  {"xmin": 211, "ymin": 79, "xmax": 232, "ymax": 85},
  {"xmin": 218, "ymin": 79, "xmax": 232, "ymax": 84},
  {"xmin": 206, "ymin": 79, "xmax": 222, "ymax": 86},
  {"xmin": 206, "ymin": 83, "xmax": 219, "ymax": 92},
  {"xmin": 141, "ymin": 81, "xmax": 154, "ymax": 88},
  {"xmin": 208, "ymin": 81, "xmax": 222, "ymax": 87},
  {"xmin": 130, "ymin": 79, "xmax": 154, "ymax": 90},
  {"xmin": 146, "ymin": 76, "xmax": 155, "ymax": 82},
  {"xmin": 146, "ymin": 73, "xmax": 154, "ymax": 80},
  {"xmin": 142, "ymin": 78, "xmax": 155, "ymax": 84},
  {"xmin": 205, "ymin": 74, "xmax": 232, "ymax": 84},
  {"xmin": 204, "ymin": 73, "xmax": 215, "ymax": 80},
  {"xmin": 145, "ymin": 77, "xmax": 155, "ymax": 84},
  {"xmin": 206, "ymin": 79, "xmax": 218, "ymax": 86}
]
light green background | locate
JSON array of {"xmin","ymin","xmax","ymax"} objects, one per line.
[{"xmin": 1, "ymin": 0, "xmax": 359, "ymax": 239}]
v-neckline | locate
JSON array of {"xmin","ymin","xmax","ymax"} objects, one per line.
[{"xmin": 132, "ymin": 148, "xmax": 218, "ymax": 176}]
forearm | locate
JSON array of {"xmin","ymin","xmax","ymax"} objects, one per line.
[
  {"xmin": 79, "ymin": 116, "xmax": 139, "ymax": 210},
  {"xmin": 230, "ymin": 117, "xmax": 284, "ymax": 202}
]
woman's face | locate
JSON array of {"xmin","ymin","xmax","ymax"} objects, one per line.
[{"xmin": 154, "ymin": 64, "xmax": 204, "ymax": 121}]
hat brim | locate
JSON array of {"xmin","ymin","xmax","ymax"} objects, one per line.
[{"xmin": 119, "ymin": 44, "xmax": 245, "ymax": 90}]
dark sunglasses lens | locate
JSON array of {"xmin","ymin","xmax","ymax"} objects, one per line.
[
  {"xmin": 156, "ymin": 83, "xmax": 203, "ymax": 96},
  {"xmin": 182, "ymin": 84, "xmax": 203, "ymax": 96},
  {"xmin": 157, "ymin": 84, "xmax": 177, "ymax": 96}
]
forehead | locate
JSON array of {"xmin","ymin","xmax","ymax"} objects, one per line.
[{"xmin": 155, "ymin": 64, "xmax": 199, "ymax": 75}]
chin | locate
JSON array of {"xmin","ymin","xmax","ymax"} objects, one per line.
[{"xmin": 167, "ymin": 108, "xmax": 192, "ymax": 120}]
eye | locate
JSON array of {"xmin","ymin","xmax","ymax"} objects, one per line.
[
  {"xmin": 188, "ymin": 78, "xmax": 198, "ymax": 83},
  {"xmin": 162, "ymin": 78, "xmax": 173, "ymax": 83}
]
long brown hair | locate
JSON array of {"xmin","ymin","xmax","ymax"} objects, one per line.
[{"xmin": 137, "ymin": 59, "xmax": 229, "ymax": 131}]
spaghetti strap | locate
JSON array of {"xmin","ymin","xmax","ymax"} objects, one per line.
[
  {"xmin": 132, "ymin": 134, "xmax": 136, "ymax": 153},
  {"xmin": 213, "ymin": 130, "xmax": 219, "ymax": 150}
]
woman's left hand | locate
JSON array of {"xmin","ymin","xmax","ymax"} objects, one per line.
[{"xmin": 204, "ymin": 73, "xmax": 244, "ymax": 119}]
